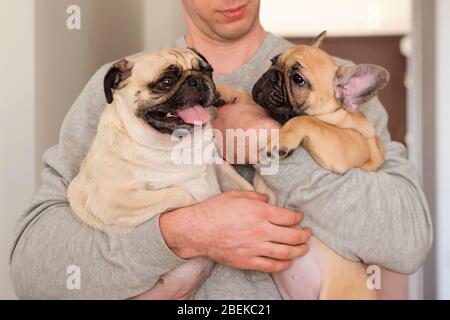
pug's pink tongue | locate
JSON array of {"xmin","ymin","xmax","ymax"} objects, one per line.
[{"xmin": 176, "ymin": 105, "xmax": 211, "ymax": 125}]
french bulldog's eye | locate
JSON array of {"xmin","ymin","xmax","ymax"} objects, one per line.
[{"xmin": 292, "ymin": 73, "xmax": 306, "ymax": 86}]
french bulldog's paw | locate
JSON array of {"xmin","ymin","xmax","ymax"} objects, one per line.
[
  {"xmin": 278, "ymin": 147, "xmax": 293, "ymax": 159},
  {"xmin": 261, "ymin": 141, "xmax": 292, "ymax": 160},
  {"xmin": 277, "ymin": 139, "xmax": 296, "ymax": 158},
  {"xmin": 276, "ymin": 132, "xmax": 301, "ymax": 159},
  {"xmin": 267, "ymin": 144, "xmax": 278, "ymax": 159},
  {"xmin": 259, "ymin": 145, "xmax": 277, "ymax": 163}
]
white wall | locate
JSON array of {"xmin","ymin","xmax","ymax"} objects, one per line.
[
  {"xmin": 144, "ymin": 1, "xmax": 186, "ymax": 50},
  {"xmin": 0, "ymin": 0, "xmax": 187, "ymax": 299},
  {"xmin": 260, "ymin": 0, "xmax": 411, "ymax": 37},
  {"xmin": 35, "ymin": 0, "xmax": 146, "ymax": 184},
  {"xmin": 34, "ymin": 0, "xmax": 187, "ymax": 175},
  {"xmin": 0, "ymin": 0, "xmax": 35, "ymax": 299},
  {"xmin": 436, "ymin": 0, "xmax": 450, "ymax": 300}
]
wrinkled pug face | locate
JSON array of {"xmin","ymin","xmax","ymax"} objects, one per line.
[
  {"xmin": 252, "ymin": 32, "xmax": 390, "ymax": 124},
  {"xmin": 104, "ymin": 48, "xmax": 217, "ymax": 134}
]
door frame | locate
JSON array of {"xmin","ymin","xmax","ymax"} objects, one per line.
[{"xmin": 407, "ymin": 0, "xmax": 436, "ymax": 300}]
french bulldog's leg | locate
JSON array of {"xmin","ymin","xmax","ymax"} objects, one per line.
[
  {"xmin": 317, "ymin": 110, "xmax": 377, "ymax": 139},
  {"xmin": 272, "ymin": 240, "xmax": 322, "ymax": 300},
  {"xmin": 317, "ymin": 110, "xmax": 384, "ymax": 171},
  {"xmin": 267, "ymin": 116, "xmax": 372, "ymax": 174},
  {"xmin": 361, "ymin": 136, "xmax": 385, "ymax": 171},
  {"xmin": 265, "ymin": 116, "xmax": 311, "ymax": 159},
  {"xmin": 132, "ymin": 257, "xmax": 214, "ymax": 300},
  {"xmin": 318, "ymin": 248, "xmax": 378, "ymax": 300},
  {"xmin": 274, "ymin": 237, "xmax": 377, "ymax": 300}
]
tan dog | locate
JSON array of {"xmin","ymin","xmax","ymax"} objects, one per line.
[
  {"xmin": 68, "ymin": 48, "xmax": 253, "ymax": 299},
  {"xmin": 216, "ymin": 32, "xmax": 390, "ymax": 299},
  {"xmin": 255, "ymin": 31, "xmax": 389, "ymax": 173}
]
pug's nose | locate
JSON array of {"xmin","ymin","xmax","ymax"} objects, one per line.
[{"xmin": 187, "ymin": 77, "xmax": 201, "ymax": 88}]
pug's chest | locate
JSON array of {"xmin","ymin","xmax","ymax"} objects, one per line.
[{"xmin": 139, "ymin": 163, "xmax": 222, "ymax": 202}]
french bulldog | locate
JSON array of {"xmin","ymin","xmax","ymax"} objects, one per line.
[
  {"xmin": 216, "ymin": 32, "xmax": 390, "ymax": 299},
  {"xmin": 254, "ymin": 31, "xmax": 389, "ymax": 173}
]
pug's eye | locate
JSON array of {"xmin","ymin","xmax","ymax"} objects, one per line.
[
  {"xmin": 154, "ymin": 77, "xmax": 176, "ymax": 92},
  {"xmin": 292, "ymin": 73, "xmax": 306, "ymax": 86}
]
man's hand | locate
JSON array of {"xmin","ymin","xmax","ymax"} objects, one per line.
[
  {"xmin": 213, "ymin": 103, "xmax": 280, "ymax": 164},
  {"xmin": 160, "ymin": 191, "xmax": 311, "ymax": 273}
]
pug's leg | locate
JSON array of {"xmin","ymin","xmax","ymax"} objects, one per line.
[
  {"xmin": 215, "ymin": 163, "xmax": 255, "ymax": 192},
  {"xmin": 106, "ymin": 187, "xmax": 213, "ymax": 300},
  {"xmin": 132, "ymin": 257, "xmax": 215, "ymax": 300},
  {"xmin": 94, "ymin": 186, "xmax": 197, "ymax": 230}
]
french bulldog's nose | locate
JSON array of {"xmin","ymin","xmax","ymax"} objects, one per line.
[
  {"xmin": 269, "ymin": 70, "xmax": 281, "ymax": 83},
  {"xmin": 187, "ymin": 76, "xmax": 201, "ymax": 88}
]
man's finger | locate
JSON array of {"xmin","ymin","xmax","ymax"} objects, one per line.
[
  {"xmin": 268, "ymin": 207, "xmax": 303, "ymax": 226},
  {"xmin": 268, "ymin": 226, "xmax": 312, "ymax": 245},
  {"xmin": 230, "ymin": 191, "xmax": 269, "ymax": 202},
  {"xmin": 259, "ymin": 243, "xmax": 310, "ymax": 261},
  {"xmin": 249, "ymin": 257, "xmax": 293, "ymax": 273}
]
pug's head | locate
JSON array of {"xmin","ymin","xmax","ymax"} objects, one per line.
[
  {"xmin": 252, "ymin": 31, "xmax": 390, "ymax": 124},
  {"xmin": 104, "ymin": 48, "xmax": 217, "ymax": 134}
]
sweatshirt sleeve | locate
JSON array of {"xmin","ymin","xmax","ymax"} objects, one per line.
[
  {"xmin": 9, "ymin": 65, "xmax": 186, "ymax": 299},
  {"xmin": 262, "ymin": 95, "xmax": 433, "ymax": 275}
]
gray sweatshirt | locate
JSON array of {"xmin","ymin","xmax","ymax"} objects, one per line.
[{"xmin": 9, "ymin": 34, "xmax": 432, "ymax": 300}]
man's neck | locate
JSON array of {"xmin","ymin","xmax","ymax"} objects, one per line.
[{"xmin": 185, "ymin": 24, "xmax": 267, "ymax": 75}]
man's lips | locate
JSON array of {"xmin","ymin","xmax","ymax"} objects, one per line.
[{"xmin": 218, "ymin": 4, "xmax": 247, "ymax": 20}]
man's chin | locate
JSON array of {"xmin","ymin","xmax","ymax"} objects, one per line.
[{"xmin": 211, "ymin": 21, "xmax": 255, "ymax": 41}]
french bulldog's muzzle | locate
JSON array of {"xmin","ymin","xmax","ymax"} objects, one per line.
[
  {"xmin": 139, "ymin": 72, "xmax": 216, "ymax": 134},
  {"xmin": 252, "ymin": 68, "xmax": 295, "ymax": 125}
]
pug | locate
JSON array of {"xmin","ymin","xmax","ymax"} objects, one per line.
[
  {"xmin": 67, "ymin": 48, "xmax": 253, "ymax": 299},
  {"xmin": 215, "ymin": 32, "xmax": 390, "ymax": 299}
]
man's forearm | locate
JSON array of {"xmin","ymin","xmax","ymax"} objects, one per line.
[
  {"xmin": 10, "ymin": 205, "xmax": 184, "ymax": 299},
  {"xmin": 160, "ymin": 205, "xmax": 205, "ymax": 260},
  {"xmin": 10, "ymin": 165, "xmax": 185, "ymax": 299}
]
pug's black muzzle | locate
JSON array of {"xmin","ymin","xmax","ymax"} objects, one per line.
[
  {"xmin": 252, "ymin": 69, "xmax": 294, "ymax": 124},
  {"xmin": 140, "ymin": 74, "xmax": 216, "ymax": 134}
]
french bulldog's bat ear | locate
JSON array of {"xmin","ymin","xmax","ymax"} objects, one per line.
[
  {"xmin": 311, "ymin": 31, "xmax": 327, "ymax": 48},
  {"xmin": 271, "ymin": 54, "xmax": 281, "ymax": 65},
  {"xmin": 335, "ymin": 64, "xmax": 390, "ymax": 112},
  {"xmin": 104, "ymin": 59, "xmax": 134, "ymax": 104}
]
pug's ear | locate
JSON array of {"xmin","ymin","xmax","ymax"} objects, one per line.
[
  {"xmin": 311, "ymin": 31, "xmax": 327, "ymax": 48},
  {"xmin": 188, "ymin": 47, "xmax": 211, "ymax": 65},
  {"xmin": 104, "ymin": 59, "xmax": 134, "ymax": 104},
  {"xmin": 335, "ymin": 64, "xmax": 390, "ymax": 112}
]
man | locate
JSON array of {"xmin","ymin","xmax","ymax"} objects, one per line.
[{"xmin": 10, "ymin": 0, "xmax": 432, "ymax": 299}]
